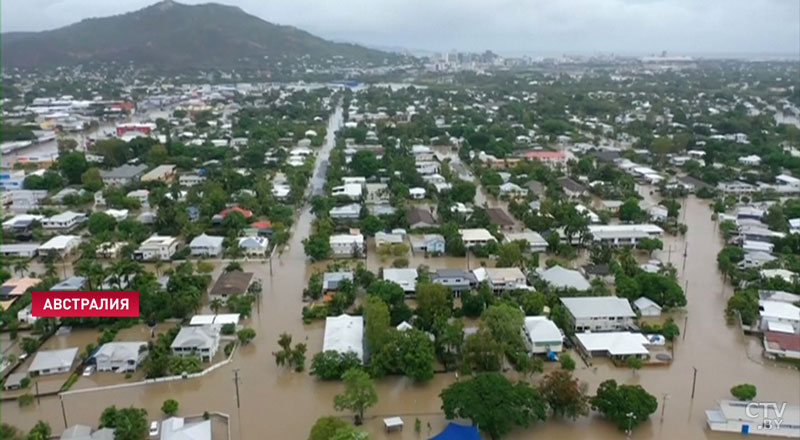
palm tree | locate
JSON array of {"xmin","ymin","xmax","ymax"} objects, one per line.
[
  {"xmin": 12, "ymin": 260, "xmax": 29, "ymax": 277},
  {"xmin": 154, "ymin": 261, "xmax": 164, "ymax": 277},
  {"xmin": 210, "ymin": 298, "xmax": 223, "ymax": 315}
]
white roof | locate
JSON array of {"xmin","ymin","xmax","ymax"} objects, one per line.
[
  {"xmin": 46, "ymin": 211, "xmax": 85, "ymax": 222},
  {"xmin": 633, "ymin": 297, "xmax": 662, "ymax": 312},
  {"xmin": 2, "ymin": 214, "xmax": 44, "ymax": 227},
  {"xmin": 383, "ymin": 268, "xmax": 418, "ymax": 292},
  {"xmin": 523, "ymin": 316, "xmax": 562, "ymax": 343},
  {"xmin": 329, "ymin": 234, "xmax": 364, "ymax": 245},
  {"xmin": 40, "ymin": 235, "xmax": 80, "ymax": 251},
  {"xmin": 761, "ymin": 269, "xmax": 798, "ymax": 283},
  {"xmin": 538, "ymin": 266, "xmax": 591, "ymax": 291},
  {"xmin": 189, "ymin": 314, "xmax": 240, "ymax": 326},
  {"xmin": 160, "ymin": 417, "xmax": 211, "ymax": 440},
  {"xmin": 29, "ymin": 347, "xmax": 78, "ymax": 373},
  {"xmin": 170, "ymin": 326, "xmax": 218, "ymax": 350},
  {"xmin": 323, "ymin": 315, "xmax": 364, "ymax": 362},
  {"xmin": 504, "ymin": 229, "xmax": 547, "ymax": 246},
  {"xmin": 576, "ymin": 332, "xmax": 650, "ymax": 356},
  {"xmin": 93, "ymin": 341, "xmax": 146, "ymax": 362},
  {"xmin": 562, "ymin": 296, "xmax": 635, "ymax": 319},
  {"xmin": 766, "ymin": 321, "xmax": 796, "ymax": 334},
  {"xmin": 383, "ymin": 417, "xmax": 404, "ymax": 429},
  {"xmin": 759, "ymin": 300, "xmax": 800, "ymax": 322},
  {"xmin": 140, "ymin": 235, "xmax": 177, "ymax": 247},
  {"xmin": 459, "ymin": 228, "xmax": 494, "ymax": 242},
  {"xmin": 189, "ymin": 234, "xmax": 224, "ymax": 248},
  {"xmin": 587, "ymin": 224, "xmax": 663, "ymax": 239}
]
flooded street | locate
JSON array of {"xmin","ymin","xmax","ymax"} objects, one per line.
[{"xmin": 3, "ymin": 110, "xmax": 799, "ymax": 439}]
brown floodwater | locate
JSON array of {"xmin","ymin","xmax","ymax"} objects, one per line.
[{"xmin": 3, "ymin": 111, "xmax": 799, "ymax": 439}]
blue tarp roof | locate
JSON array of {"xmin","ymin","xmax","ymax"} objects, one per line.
[{"xmin": 430, "ymin": 422, "xmax": 482, "ymax": 440}]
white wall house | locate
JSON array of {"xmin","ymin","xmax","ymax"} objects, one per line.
[
  {"xmin": 42, "ymin": 211, "xmax": 87, "ymax": 230},
  {"xmin": 459, "ymin": 228, "xmax": 495, "ymax": 248},
  {"xmin": 134, "ymin": 235, "xmax": 178, "ymax": 261},
  {"xmin": 93, "ymin": 342, "xmax": 147, "ymax": 373},
  {"xmin": 238, "ymin": 236, "xmax": 269, "ymax": 257},
  {"xmin": 523, "ymin": 317, "xmax": 563, "ymax": 354},
  {"xmin": 562, "ymin": 297, "xmax": 635, "ymax": 332},
  {"xmin": 330, "ymin": 234, "xmax": 365, "ymax": 257},
  {"xmin": 189, "ymin": 234, "xmax": 224, "ymax": 257},
  {"xmin": 170, "ymin": 326, "xmax": 220, "ymax": 362}
]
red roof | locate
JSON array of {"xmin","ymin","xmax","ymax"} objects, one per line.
[
  {"xmin": 764, "ymin": 331, "xmax": 800, "ymax": 352},
  {"xmin": 219, "ymin": 206, "xmax": 253, "ymax": 219},
  {"xmin": 251, "ymin": 220, "xmax": 272, "ymax": 229},
  {"xmin": 524, "ymin": 151, "xmax": 565, "ymax": 160}
]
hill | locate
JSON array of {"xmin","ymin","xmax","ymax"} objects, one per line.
[{"xmin": 1, "ymin": 0, "xmax": 394, "ymax": 69}]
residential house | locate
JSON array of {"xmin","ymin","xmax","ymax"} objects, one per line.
[
  {"xmin": 586, "ymin": 224, "xmax": 664, "ymax": 247},
  {"xmin": 763, "ymin": 332, "xmax": 800, "ymax": 360},
  {"xmin": 133, "ymin": 235, "xmax": 178, "ymax": 261},
  {"xmin": 93, "ymin": 342, "xmax": 147, "ymax": 372},
  {"xmin": 96, "ymin": 242, "xmax": 125, "ymax": 259},
  {"xmin": 486, "ymin": 208, "xmax": 516, "ymax": 231},
  {"xmin": 126, "ymin": 189, "xmax": 150, "ymax": 207},
  {"xmin": 383, "ymin": 268, "xmax": 419, "ymax": 294},
  {"xmin": 537, "ymin": 266, "xmax": 591, "ymax": 291},
  {"xmin": 758, "ymin": 300, "xmax": 800, "ymax": 334},
  {"xmin": 408, "ymin": 208, "xmax": 437, "ymax": 229},
  {"xmin": 365, "ymin": 183, "xmax": 390, "ymax": 203},
  {"xmin": 633, "ymin": 297, "xmax": 663, "ymax": 317},
  {"xmin": 170, "ymin": 326, "xmax": 220, "ymax": 362},
  {"xmin": 409, "ymin": 187, "xmax": 426, "ymax": 199},
  {"xmin": 323, "ymin": 315, "xmax": 364, "ymax": 363},
  {"xmin": 1, "ymin": 277, "xmax": 41, "ymax": 310},
  {"xmin": 473, "ymin": 267, "xmax": 528, "ymax": 293},
  {"xmin": 51, "ymin": 276, "xmax": 87, "ymax": 291},
  {"xmin": 218, "ymin": 206, "xmax": 253, "ymax": 220},
  {"xmin": 42, "ymin": 211, "xmax": 87, "ymax": 231},
  {"xmin": 375, "ymin": 231, "xmax": 404, "ymax": 246},
  {"xmin": 16, "ymin": 304, "xmax": 37, "ymax": 324},
  {"xmin": 28, "ymin": 348, "xmax": 78, "ymax": 375},
  {"xmin": 60, "ymin": 425, "xmax": 116, "ymax": 440},
  {"xmin": 323, "ymin": 272, "xmax": 354, "ymax": 291},
  {"xmin": 330, "ymin": 234, "xmax": 365, "ymax": 257},
  {"xmin": 409, "ymin": 234, "xmax": 445, "ymax": 254},
  {"xmin": 140, "ymin": 164, "xmax": 177, "ymax": 183},
  {"xmin": 160, "ymin": 417, "xmax": 212, "ymax": 440},
  {"xmin": 99, "ymin": 164, "xmax": 148, "ymax": 186},
  {"xmin": 39, "ymin": 235, "xmax": 81, "ymax": 257},
  {"xmin": 2, "ymin": 214, "xmax": 44, "ymax": 231},
  {"xmin": 523, "ymin": 316, "xmax": 563, "ymax": 354},
  {"xmin": 575, "ymin": 331, "xmax": 652, "ymax": 359},
  {"xmin": 330, "ymin": 203, "xmax": 362, "ymax": 220},
  {"xmin": 332, "ymin": 184, "xmax": 363, "ymax": 200},
  {"xmin": 210, "ymin": 271, "xmax": 254, "ymax": 298},
  {"xmin": 432, "ymin": 269, "xmax": 476, "ymax": 295},
  {"xmin": 503, "ymin": 230, "xmax": 547, "ymax": 253},
  {"xmin": 178, "ymin": 172, "xmax": 206, "ymax": 187},
  {"xmin": 0, "ymin": 243, "xmax": 40, "ymax": 258},
  {"xmin": 499, "ymin": 182, "xmax": 528, "ymax": 198},
  {"xmin": 527, "ymin": 180, "xmax": 545, "ymax": 197},
  {"xmin": 561, "ymin": 297, "xmax": 636, "ymax": 332},
  {"xmin": 459, "ymin": 228, "xmax": 495, "ymax": 248},
  {"xmin": 189, "ymin": 234, "xmax": 224, "ymax": 257},
  {"xmin": 238, "ymin": 236, "xmax": 269, "ymax": 257},
  {"xmin": 558, "ymin": 177, "xmax": 587, "ymax": 198},
  {"xmin": 705, "ymin": 400, "xmax": 800, "ymax": 438}
]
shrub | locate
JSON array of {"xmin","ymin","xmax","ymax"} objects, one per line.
[
  {"xmin": 731, "ymin": 383, "xmax": 757, "ymax": 401},
  {"xmin": 18, "ymin": 393, "xmax": 34, "ymax": 407},
  {"xmin": 221, "ymin": 323, "xmax": 236, "ymax": 335}
]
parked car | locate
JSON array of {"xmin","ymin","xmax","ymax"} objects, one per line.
[
  {"xmin": 82, "ymin": 365, "xmax": 95, "ymax": 376},
  {"xmin": 149, "ymin": 421, "xmax": 159, "ymax": 437}
]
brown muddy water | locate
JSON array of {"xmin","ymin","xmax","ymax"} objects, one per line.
[{"xmin": 3, "ymin": 120, "xmax": 799, "ymax": 439}]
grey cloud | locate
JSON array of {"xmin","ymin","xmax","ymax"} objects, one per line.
[{"xmin": 1, "ymin": 0, "xmax": 798, "ymax": 55}]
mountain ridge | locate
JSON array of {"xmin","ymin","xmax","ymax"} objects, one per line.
[{"xmin": 1, "ymin": 0, "xmax": 395, "ymax": 70}]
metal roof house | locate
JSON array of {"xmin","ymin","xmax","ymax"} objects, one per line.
[
  {"xmin": 323, "ymin": 315, "xmax": 364, "ymax": 363},
  {"xmin": 92, "ymin": 341, "xmax": 147, "ymax": 373},
  {"xmin": 561, "ymin": 297, "xmax": 635, "ymax": 332},
  {"xmin": 170, "ymin": 326, "xmax": 220, "ymax": 362},
  {"xmin": 29, "ymin": 347, "xmax": 78, "ymax": 375}
]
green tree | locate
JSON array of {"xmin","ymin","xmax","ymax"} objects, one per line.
[
  {"xmin": 334, "ymin": 368, "xmax": 378, "ymax": 425},
  {"xmin": 98, "ymin": 406, "xmax": 148, "ymax": 440},
  {"xmin": 590, "ymin": 380, "xmax": 658, "ymax": 432},
  {"xmin": 730, "ymin": 383, "xmax": 757, "ymax": 401},
  {"xmin": 364, "ymin": 297, "xmax": 391, "ymax": 353},
  {"xmin": 310, "ymin": 351, "xmax": 362, "ymax": 380},
  {"xmin": 415, "ymin": 283, "xmax": 453, "ymax": 332},
  {"xmin": 371, "ymin": 329, "xmax": 435, "ymax": 381},
  {"xmin": 87, "ymin": 212, "xmax": 117, "ymax": 235},
  {"xmin": 81, "ymin": 167, "xmax": 104, "ymax": 192},
  {"xmin": 539, "ymin": 370, "xmax": 590, "ymax": 420},
  {"xmin": 450, "ymin": 181, "xmax": 477, "ymax": 203},
  {"xmin": 59, "ymin": 152, "xmax": 89, "ymax": 184},
  {"xmin": 209, "ymin": 298, "xmax": 224, "ymax": 315},
  {"xmin": 559, "ymin": 353, "xmax": 576, "ymax": 371},
  {"xmin": 661, "ymin": 318, "xmax": 680, "ymax": 341},
  {"xmin": 440, "ymin": 372, "xmax": 547, "ymax": 440},
  {"xmin": 626, "ymin": 356, "xmax": 643, "ymax": 374},
  {"xmin": 636, "ymin": 237, "xmax": 663, "ymax": 256},
  {"xmin": 303, "ymin": 234, "xmax": 332, "ymax": 261},
  {"xmin": 619, "ymin": 198, "xmax": 644, "ymax": 223},
  {"xmin": 360, "ymin": 215, "xmax": 384, "ymax": 236},
  {"xmin": 308, "ymin": 417, "xmax": 351, "ymax": 440},
  {"xmin": 161, "ymin": 399, "xmax": 179, "ymax": 416},
  {"xmin": 462, "ymin": 329, "xmax": 503, "ymax": 373},
  {"xmin": 27, "ymin": 421, "xmax": 51, "ymax": 440},
  {"xmin": 495, "ymin": 241, "xmax": 525, "ymax": 268},
  {"xmin": 351, "ymin": 150, "xmax": 380, "ymax": 177},
  {"xmin": 237, "ymin": 328, "xmax": 256, "ymax": 345}
]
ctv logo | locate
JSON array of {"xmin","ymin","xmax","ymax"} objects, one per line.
[{"xmin": 745, "ymin": 402, "xmax": 788, "ymax": 431}]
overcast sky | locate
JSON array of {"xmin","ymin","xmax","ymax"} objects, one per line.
[{"xmin": 2, "ymin": 0, "xmax": 798, "ymax": 56}]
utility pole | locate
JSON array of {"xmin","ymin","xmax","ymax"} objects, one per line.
[
  {"xmin": 60, "ymin": 394, "xmax": 68, "ymax": 428},
  {"xmin": 35, "ymin": 381, "xmax": 40, "ymax": 405},
  {"xmin": 691, "ymin": 367, "xmax": 698, "ymax": 400},
  {"xmin": 233, "ymin": 369, "xmax": 241, "ymax": 409},
  {"xmin": 682, "ymin": 242, "xmax": 688, "ymax": 272},
  {"xmin": 660, "ymin": 393, "xmax": 670, "ymax": 423},
  {"xmin": 683, "ymin": 316, "xmax": 688, "ymax": 341}
]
